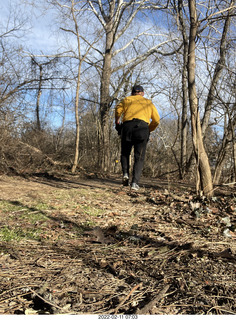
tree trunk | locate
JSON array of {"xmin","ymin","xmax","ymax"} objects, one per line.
[
  {"xmin": 233, "ymin": 141, "xmax": 236, "ymax": 182},
  {"xmin": 71, "ymin": 63, "xmax": 81, "ymax": 173},
  {"xmin": 99, "ymin": 21, "xmax": 114, "ymax": 172},
  {"xmin": 201, "ymin": 0, "xmax": 234, "ymax": 137},
  {"xmin": 71, "ymin": 0, "xmax": 83, "ymax": 173},
  {"xmin": 187, "ymin": 0, "xmax": 213, "ymax": 196},
  {"xmin": 178, "ymin": 0, "xmax": 189, "ymax": 178},
  {"xmin": 36, "ymin": 64, "xmax": 43, "ymax": 131}
]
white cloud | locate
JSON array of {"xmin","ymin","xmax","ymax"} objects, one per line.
[{"xmin": 1, "ymin": 0, "xmax": 60, "ymax": 54}]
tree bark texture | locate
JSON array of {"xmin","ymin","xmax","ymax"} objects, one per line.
[
  {"xmin": 99, "ymin": 27, "xmax": 113, "ymax": 171},
  {"xmin": 178, "ymin": 0, "xmax": 189, "ymax": 178},
  {"xmin": 99, "ymin": 1, "xmax": 116, "ymax": 172},
  {"xmin": 71, "ymin": 0, "xmax": 83, "ymax": 173},
  {"xmin": 71, "ymin": 63, "xmax": 81, "ymax": 173},
  {"xmin": 36, "ymin": 64, "xmax": 43, "ymax": 131},
  {"xmin": 188, "ymin": 0, "xmax": 213, "ymax": 196}
]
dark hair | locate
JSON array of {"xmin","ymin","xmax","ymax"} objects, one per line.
[{"xmin": 132, "ymin": 85, "xmax": 144, "ymax": 94}]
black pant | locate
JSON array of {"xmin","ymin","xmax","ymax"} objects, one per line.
[{"xmin": 121, "ymin": 119, "xmax": 149, "ymax": 184}]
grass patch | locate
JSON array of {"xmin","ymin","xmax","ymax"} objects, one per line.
[
  {"xmin": 0, "ymin": 200, "xmax": 50, "ymax": 224},
  {"xmin": 19, "ymin": 211, "xmax": 49, "ymax": 224},
  {"xmin": 81, "ymin": 205, "xmax": 104, "ymax": 217},
  {"xmin": 0, "ymin": 200, "xmax": 50, "ymax": 241},
  {"xmin": 34, "ymin": 202, "xmax": 53, "ymax": 211},
  {"xmin": 0, "ymin": 200, "xmax": 25, "ymax": 213},
  {"xmin": 0, "ymin": 226, "xmax": 41, "ymax": 241},
  {"xmin": 0, "ymin": 186, "xmax": 108, "ymax": 243}
]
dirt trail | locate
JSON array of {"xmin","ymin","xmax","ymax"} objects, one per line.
[{"xmin": 0, "ymin": 173, "xmax": 235, "ymax": 315}]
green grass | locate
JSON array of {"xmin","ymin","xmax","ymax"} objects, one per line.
[
  {"xmin": 0, "ymin": 226, "xmax": 41, "ymax": 241},
  {"xmin": 0, "ymin": 200, "xmax": 49, "ymax": 241},
  {"xmin": 81, "ymin": 205, "xmax": 104, "ymax": 217},
  {"xmin": 0, "ymin": 200, "xmax": 25, "ymax": 212},
  {"xmin": 0, "ymin": 200, "xmax": 50, "ymax": 223},
  {"xmin": 0, "ymin": 185, "xmax": 110, "ymax": 242},
  {"xmin": 19, "ymin": 211, "xmax": 49, "ymax": 224},
  {"xmin": 34, "ymin": 202, "xmax": 53, "ymax": 211}
]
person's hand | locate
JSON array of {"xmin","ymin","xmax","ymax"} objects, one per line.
[{"xmin": 115, "ymin": 123, "xmax": 122, "ymax": 135}]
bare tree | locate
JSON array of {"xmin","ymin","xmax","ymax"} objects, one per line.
[
  {"xmin": 175, "ymin": 0, "xmax": 189, "ymax": 178},
  {"xmin": 201, "ymin": 0, "xmax": 235, "ymax": 137},
  {"xmin": 43, "ymin": 0, "xmax": 101, "ymax": 173},
  {"xmin": 187, "ymin": 0, "xmax": 214, "ymax": 196},
  {"xmin": 213, "ymin": 79, "xmax": 236, "ymax": 184},
  {"xmin": 65, "ymin": 0, "xmax": 98, "ymax": 173},
  {"xmin": 28, "ymin": 56, "xmax": 62, "ymax": 131},
  {"xmin": 170, "ymin": 0, "xmax": 236, "ymax": 192},
  {"xmin": 87, "ymin": 0, "xmax": 179, "ymax": 171}
]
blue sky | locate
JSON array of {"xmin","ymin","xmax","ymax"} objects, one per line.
[
  {"xmin": 1, "ymin": 0, "xmax": 59, "ymax": 54},
  {"xmin": 0, "ymin": 1, "xmax": 174, "ymax": 128},
  {"xmin": 2, "ymin": 0, "xmax": 230, "ymax": 134}
]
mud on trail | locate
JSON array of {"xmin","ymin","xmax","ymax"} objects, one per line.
[{"xmin": 0, "ymin": 173, "xmax": 235, "ymax": 315}]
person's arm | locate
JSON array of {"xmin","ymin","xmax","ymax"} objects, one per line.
[
  {"xmin": 149, "ymin": 105, "xmax": 160, "ymax": 132},
  {"xmin": 115, "ymin": 100, "xmax": 124, "ymax": 124}
]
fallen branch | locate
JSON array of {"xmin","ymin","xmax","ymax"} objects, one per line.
[
  {"xmin": 136, "ymin": 284, "xmax": 170, "ymax": 314},
  {"xmin": 114, "ymin": 282, "xmax": 142, "ymax": 314},
  {"xmin": 222, "ymin": 182, "xmax": 236, "ymax": 186},
  {"xmin": 27, "ymin": 287, "xmax": 63, "ymax": 310},
  {"xmin": 18, "ymin": 141, "xmax": 57, "ymax": 166}
]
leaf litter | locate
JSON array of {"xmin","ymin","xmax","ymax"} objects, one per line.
[{"xmin": 0, "ymin": 173, "xmax": 235, "ymax": 315}]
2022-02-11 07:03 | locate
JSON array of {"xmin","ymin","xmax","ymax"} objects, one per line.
[{"xmin": 98, "ymin": 315, "xmax": 138, "ymax": 319}]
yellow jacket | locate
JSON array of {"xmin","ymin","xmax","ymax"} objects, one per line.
[{"xmin": 115, "ymin": 95, "xmax": 160, "ymax": 132}]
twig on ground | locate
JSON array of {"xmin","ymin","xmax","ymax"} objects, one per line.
[
  {"xmin": 114, "ymin": 282, "xmax": 142, "ymax": 314},
  {"xmin": 27, "ymin": 287, "xmax": 63, "ymax": 310},
  {"xmin": 136, "ymin": 284, "xmax": 170, "ymax": 315}
]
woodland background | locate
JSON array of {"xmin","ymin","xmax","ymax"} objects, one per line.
[
  {"xmin": 0, "ymin": 0, "xmax": 236, "ymax": 195},
  {"xmin": 0, "ymin": 1, "xmax": 236, "ymax": 315}
]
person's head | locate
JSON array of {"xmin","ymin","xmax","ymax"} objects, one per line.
[{"xmin": 132, "ymin": 85, "xmax": 144, "ymax": 96}]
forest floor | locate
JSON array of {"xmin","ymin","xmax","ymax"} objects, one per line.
[{"xmin": 0, "ymin": 172, "xmax": 235, "ymax": 315}]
